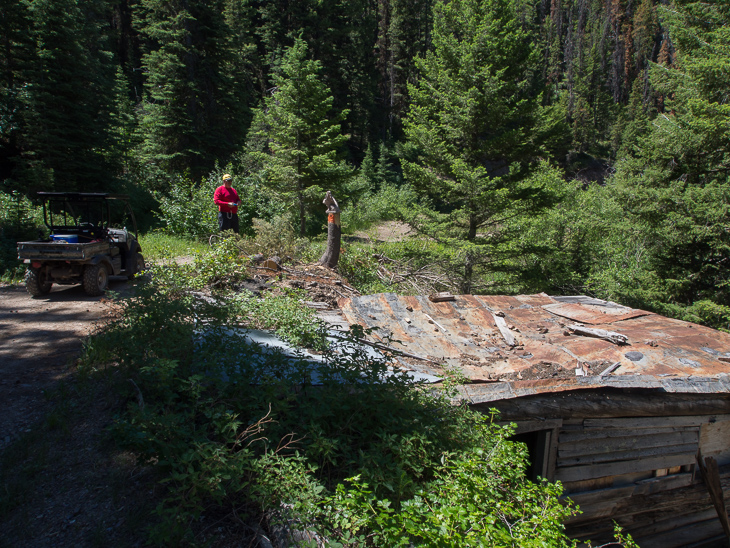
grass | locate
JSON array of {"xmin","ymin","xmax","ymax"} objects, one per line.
[{"xmin": 139, "ymin": 232, "xmax": 208, "ymax": 261}]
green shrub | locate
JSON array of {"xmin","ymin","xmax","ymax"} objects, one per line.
[
  {"xmin": 138, "ymin": 232, "xmax": 207, "ymax": 260},
  {"xmin": 341, "ymin": 183, "xmax": 419, "ymax": 234},
  {"xmin": 81, "ymin": 257, "xmax": 579, "ymax": 546},
  {"xmin": 0, "ymin": 191, "xmax": 45, "ymax": 280},
  {"xmin": 155, "ymin": 167, "xmax": 286, "ymax": 240}
]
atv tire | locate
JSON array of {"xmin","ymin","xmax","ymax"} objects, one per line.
[
  {"xmin": 25, "ymin": 268, "xmax": 52, "ymax": 297},
  {"xmin": 83, "ymin": 263, "xmax": 109, "ymax": 296},
  {"xmin": 127, "ymin": 252, "xmax": 145, "ymax": 280}
]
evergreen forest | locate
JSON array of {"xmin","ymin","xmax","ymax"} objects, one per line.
[
  {"xmin": 2, "ymin": 1, "xmax": 729, "ymax": 545},
  {"xmin": 2, "ymin": 0, "xmax": 730, "ymax": 329}
]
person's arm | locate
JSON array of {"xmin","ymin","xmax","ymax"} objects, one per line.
[{"xmin": 213, "ymin": 186, "xmax": 227, "ymax": 206}]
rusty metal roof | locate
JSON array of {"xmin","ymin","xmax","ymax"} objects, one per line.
[{"xmin": 332, "ymin": 293, "xmax": 730, "ymax": 401}]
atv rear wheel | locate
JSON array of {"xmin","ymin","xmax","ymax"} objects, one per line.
[
  {"xmin": 83, "ymin": 263, "xmax": 109, "ymax": 296},
  {"xmin": 25, "ymin": 268, "xmax": 52, "ymax": 297}
]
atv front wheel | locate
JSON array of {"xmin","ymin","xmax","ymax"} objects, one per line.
[
  {"xmin": 83, "ymin": 263, "xmax": 109, "ymax": 296},
  {"xmin": 25, "ymin": 268, "xmax": 52, "ymax": 297},
  {"xmin": 127, "ymin": 252, "xmax": 145, "ymax": 279}
]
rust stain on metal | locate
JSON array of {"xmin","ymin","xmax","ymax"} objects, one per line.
[{"xmin": 335, "ymin": 293, "xmax": 730, "ymax": 398}]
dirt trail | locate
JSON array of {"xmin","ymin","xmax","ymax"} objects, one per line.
[{"xmin": 0, "ymin": 281, "xmax": 124, "ymax": 449}]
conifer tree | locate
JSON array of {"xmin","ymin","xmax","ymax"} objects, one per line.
[
  {"xmin": 106, "ymin": 67, "xmax": 136, "ymax": 171},
  {"xmin": 612, "ymin": 1, "xmax": 730, "ymax": 311},
  {"xmin": 0, "ymin": 0, "xmax": 32, "ymax": 189},
  {"xmin": 20, "ymin": 0, "xmax": 117, "ymax": 192},
  {"xmin": 135, "ymin": 0, "xmax": 247, "ymax": 181},
  {"xmin": 402, "ymin": 0, "xmax": 561, "ymax": 293},
  {"xmin": 250, "ymin": 38, "xmax": 350, "ymax": 236}
]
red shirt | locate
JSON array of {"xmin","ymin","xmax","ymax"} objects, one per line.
[{"xmin": 214, "ymin": 185, "xmax": 240, "ymax": 213}]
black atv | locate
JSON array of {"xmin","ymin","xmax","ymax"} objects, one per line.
[{"xmin": 17, "ymin": 192, "xmax": 145, "ymax": 296}]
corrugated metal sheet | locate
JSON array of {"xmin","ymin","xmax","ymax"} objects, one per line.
[{"xmin": 333, "ymin": 293, "xmax": 730, "ymax": 399}]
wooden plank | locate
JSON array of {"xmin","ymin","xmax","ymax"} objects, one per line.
[
  {"xmin": 565, "ymin": 498, "xmax": 621, "ymax": 524},
  {"xmin": 569, "ymin": 509, "xmax": 720, "ymax": 545},
  {"xmin": 562, "ymin": 418, "xmax": 584, "ymax": 429},
  {"xmin": 559, "ymin": 430, "xmax": 699, "ymax": 458},
  {"xmin": 562, "ymin": 484, "xmax": 637, "ymax": 507},
  {"xmin": 510, "ymin": 418, "xmax": 563, "ymax": 435},
  {"xmin": 700, "ymin": 420, "xmax": 730, "ymax": 466},
  {"xmin": 572, "ymin": 472, "xmax": 730, "ymax": 527},
  {"xmin": 629, "ymin": 508, "xmax": 718, "ymax": 540},
  {"xmin": 556, "ymin": 452, "xmax": 696, "ymax": 483},
  {"xmin": 633, "ymin": 472, "xmax": 694, "ymax": 496},
  {"xmin": 561, "ymin": 475, "xmax": 618, "ymax": 495},
  {"xmin": 567, "ymin": 324, "xmax": 628, "ymax": 344},
  {"xmin": 599, "ymin": 361, "xmax": 622, "ymax": 377},
  {"xmin": 492, "ymin": 313, "xmax": 516, "ymax": 347},
  {"xmin": 566, "ymin": 487, "xmax": 717, "ymax": 540},
  {"xmin": 634, "ymin": 518, "xmax": 725, "ymax": 548},
  {"xmin": 563, "ymin": 472, "xmax": 694, "ymax": 510},
  {"xmin": 558, "ymin": 443, "xmax": 698, "ymax": 467},
  {"xmin": 428, "ymin": 292, "xmax": 455, "ymax": 303},
  {"xmin": 490, "ymin": 392, "xmax": 730, "ymax": 421},
  {"xmin": 696, "ymin": 453, "xmax": 730, "ymax": 541},
  {"xmin": 565, "ymin": 471, "xmax": 730, "ymax": 544},
  {"xmin": 582, "ymin": 414, "xmax": 730, "ymax": 430},
  {"xmin": 547, "ymin": 427, "xmax": 560, "ymax": 482},
  {"xmin": 559, "ymin": 425, "xmax": 697, "ymax": 444}
]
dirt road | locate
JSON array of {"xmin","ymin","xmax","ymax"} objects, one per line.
[{"xmin": 0, "ymin": 280, "xmax": 125, "ymax": 449}]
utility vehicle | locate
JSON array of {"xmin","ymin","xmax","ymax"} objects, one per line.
[{"xmin": 17, "ymin": 192, "xmax": 144, "ymax": 296}]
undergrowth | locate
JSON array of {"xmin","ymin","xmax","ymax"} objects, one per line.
[
  {"xmin": 139, "ymin": 232, "xmax": 208, "ymax": 260},
  {"xmin": 0, "ymin": 191, "xmax": 45, "ymax": 282},
  {"xmin": 77, "ymin": 235, "xmax": 582, "ymax": 546}
]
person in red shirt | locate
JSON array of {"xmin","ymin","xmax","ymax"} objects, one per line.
[{"xmin": 213, "ymin": 174, "xmax": 240, "ymax": 233}]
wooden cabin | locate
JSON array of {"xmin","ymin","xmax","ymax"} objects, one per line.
[{"xmin": 331, "ymin": 293, "xmax": 730, "ymax": 547}]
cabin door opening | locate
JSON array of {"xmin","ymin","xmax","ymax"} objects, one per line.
[{"xmin": 511, "ymin": 429, "xmax": 552, "ymax": 482}]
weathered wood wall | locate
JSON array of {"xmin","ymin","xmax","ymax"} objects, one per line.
[
  {"xmin": 555, "ymin": 414, "xmax": 730, "ymax": 547},
  {"xmin": 493, "ymin": 392, "xmax": 730, "ymax": 547}
]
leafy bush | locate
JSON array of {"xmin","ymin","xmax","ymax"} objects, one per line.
[
  {"xmin": 138, "ymin": 232, "xmax": 208, "ymax": 260},
  {"xmin": 340, "ymin": 183, "xmax": 419, "ymax": 234},
  {"xmin": 0, "ymin": 191, "xmax": 45, "ymax": 280},
  {"xmin": 155, "ymin": 166, "xmax": 285, "ymax": 240},
  {"xmin": 81, "ymin": 254, "xmax": 579, "ymax": 546},
  {"xmin": 250, "ymin": 216, "xmax": 304, "ymax": 260}
]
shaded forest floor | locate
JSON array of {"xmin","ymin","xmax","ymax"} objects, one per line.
[
  {"xmin": 0, "ymin": 281, "xmax": 264, "ymax": 547},
  {"xmin": 0, "ymin": 257, "xmax": 373, "ymax": 547}
]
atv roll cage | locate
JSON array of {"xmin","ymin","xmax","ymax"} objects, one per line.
[{"xmin": 38, "ymin": 192, "xmax": 139, "ymax": 241}]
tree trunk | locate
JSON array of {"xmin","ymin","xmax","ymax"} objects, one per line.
[{"xmin": 319, "ymin": 191, "xmax": 341, "ymax": 268}]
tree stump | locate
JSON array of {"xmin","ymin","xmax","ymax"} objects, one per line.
[{"xmin": 318, "ymin": 191, "xmax": 341, "ymax": 268}]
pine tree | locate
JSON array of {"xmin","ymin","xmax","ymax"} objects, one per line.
[
  {"xmin": 20, "ymin": 0, "xmax": 117, "ymax": 192},
  {"xmin": 250, "ymin": 38, "xmax": 350, "ymax": 236},
  {"xmin": 108, "ymin": 66, "xmax": 139, "ymax": 174},
  {"xmin": 402, "ymin": 0, "xmax": 561, "ymax": 293},
  {"xmin": 0, "ymin": 0, "xmax": 32, "ymax": 189},
  {"xmin": 135, "ymin": 0, "xmax": 248, "ymax": 181},
  {"xmin": 376, "ymin": 0, "xmax": 433, "ymax": 139},
  {"xmin": 612, "ymin": 0, "xmax": 730, "ymax": 311}
]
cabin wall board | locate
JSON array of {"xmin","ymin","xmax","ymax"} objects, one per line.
[
  {"xmin": 553, "ymin": 416, "xmax": 720, "ymax": 483},
  {"xmin": 488, "ymin": 390, "xmax": 730, "ymax": 420},
  {"xmin": 633, "ymin": 518, "xmax": 725, "ymax": 548},
  {"xmin": 485, "ymin": 392, "xmax": 730, "ymax": 547},
  {"xmin": 700, "ymin": 419, "xmax": 730, "ymax": 466},
  {"xmin": 566, "ymin": 468, "xmax": 730, "ymax": 546}
]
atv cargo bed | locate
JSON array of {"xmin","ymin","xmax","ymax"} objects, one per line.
[{"xmin": 17, "ymin": 240, "xmax": 111, "ymax": 262}]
